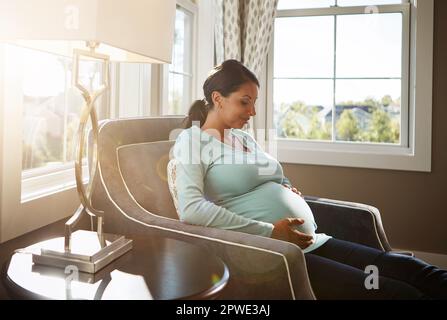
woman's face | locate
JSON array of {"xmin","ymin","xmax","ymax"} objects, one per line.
[{"xmin": 215, "ymin": 81, "xmax": 258, "ymax": 129}]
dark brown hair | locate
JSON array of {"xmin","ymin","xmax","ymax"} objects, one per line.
[{"xmin": 182, "ymin": 59, "xmax": 259, "ymax": 129}]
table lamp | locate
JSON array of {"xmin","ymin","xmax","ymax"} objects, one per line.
[{"xmin": 0, "ymin": 0, "xmax": 176, "ymax": 273}]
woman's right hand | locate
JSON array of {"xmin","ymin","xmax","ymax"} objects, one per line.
[{"xmin": 271, "ymin": 218, "xmax": 314, "ymax": 249}]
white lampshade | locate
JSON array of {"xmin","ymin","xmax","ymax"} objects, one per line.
[{"xmin": 0, "ymin": 0, "xmax": 176, "ymax": 63}]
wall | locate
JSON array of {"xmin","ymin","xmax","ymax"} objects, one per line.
[{"xmin": 281, "ymin": 0, "xmax": 447, "ymax": 255}]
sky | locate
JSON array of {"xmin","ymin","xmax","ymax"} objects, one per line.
[{"xmin": 274, "ymin": 0, "xmax": 405, "ymax": 107}]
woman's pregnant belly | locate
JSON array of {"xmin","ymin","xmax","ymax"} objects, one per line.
[{"xmin": 216, "ymin": 181, "xmax": 317, "ymax": 236}]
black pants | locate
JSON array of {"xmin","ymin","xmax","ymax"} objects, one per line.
[{"xmin": 305, "ymin": 238, "xmax": 447, "ymax": 299}]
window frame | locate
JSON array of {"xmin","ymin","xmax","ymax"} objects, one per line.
[
  {"xmin": 160, "ymin": 0, "xmax": 198, "ymax": 116},
  {"xmin": 15, "ymin": 48, "xmax": 109, "ymax": 202},
  {"xmin": 20, "ymin": 61, "xmax": 152, "ymax": 202},
  {"xmin": 19, "ymin": 0, "xmax": 198, "ymax": 201},
  {"xmin": 265, "ymin": 0, "xmax": 433, "ymax": 172},
  {"xmin": 109, "ymin": 62, "xmax": 151, "ymax": 119}
]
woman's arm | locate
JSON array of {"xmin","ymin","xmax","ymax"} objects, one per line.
[{"xmin": 173, "ymin": 132, "xmax": 274, "ymax": 237}]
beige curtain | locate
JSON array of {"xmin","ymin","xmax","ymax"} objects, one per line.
[
  {"xmin": 214, "ymin": 0, "xmax": 278, "ymax": 78},
  {"xmin": 214, "ymin": 0, "xmax": 278, "ymax": 132}
]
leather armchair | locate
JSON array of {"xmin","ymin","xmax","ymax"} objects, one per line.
[{"xmin": 90, "ymin": 116, "xmax": 396, "ymax": 300}]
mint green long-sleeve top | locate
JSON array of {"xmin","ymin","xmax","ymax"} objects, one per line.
[{"xmin": 172, "ymin": 124, "xmax": 331, "ymax": 253}]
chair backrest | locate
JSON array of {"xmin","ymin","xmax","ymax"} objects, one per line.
[
  {"xmin": 117, "ymin": 140, "xmax": 179, "ymax": 220},
  {"xmin": 166, "ymin": 158, "xmax": 180, "ymax": 216}
]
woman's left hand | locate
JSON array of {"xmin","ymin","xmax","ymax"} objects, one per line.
[{"xmin": 283, "ymin": 184, "xmax": 303, "ymax": 197}]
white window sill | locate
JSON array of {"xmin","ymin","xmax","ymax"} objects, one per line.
[
  {"xmin": 21, "ymin": 164, "xmax": 89, "ymax": 203},
  {"xmin": 273, "ymin": 139, "xmax": 430, "ymax": 172}
]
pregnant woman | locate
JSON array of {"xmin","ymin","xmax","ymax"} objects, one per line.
[{"xmin": 172, "ymin": 59, "xmax": 447, "ymax": 299}]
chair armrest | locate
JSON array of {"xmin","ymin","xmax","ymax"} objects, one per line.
[
  {"xmin": 98, "ymin": 194, "xmax": 315, "ymax": 300},
  {"xmin": 391, "ymin": 251, "xmax": 415, "ymax": 257},
  {"xmin": 304, "ymin": 196, "xmax": 392, "ymax": 252}
]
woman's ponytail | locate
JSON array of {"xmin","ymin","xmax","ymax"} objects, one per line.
[
  {"xmin": 182, "ymin": 59, "xmax": 259, "ymax": 129},
  {"xmin": 182, "ymin": 99, "xmax": 210, "ymax": 129}
]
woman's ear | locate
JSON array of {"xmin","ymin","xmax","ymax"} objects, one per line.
[{"xmin": 211, "ymin": 91, "xmax": 222, "ymax": 107}]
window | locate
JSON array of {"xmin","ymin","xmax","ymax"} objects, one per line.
[
  {"xmin": 274, "ymin": 1, "xmax": 406, "ymax": 145},
  {"xmin": 1, "ymin": 0, "xmax": 198, "ymax": 202},
  {"xmin": 266, "ymin": 0, "xmax": 433, "ymax": 172},
  {"xmin": 110, "ymin": 62, "xmax": 151, "ymax": 119},
  {"xmin": 18, "ymin": 47, "xmax": 108, "ymax": 173},
  {"xmin": 162, "ymin": 1, "xmax": 197, "ymax": 115},
  {"xmin": 1, "ymin": 43, "xmax": 151, "ymax": 202}
]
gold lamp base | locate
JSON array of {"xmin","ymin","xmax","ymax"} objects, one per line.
[
  {"xmin": 32, "ymin": 230, "xmax": 133, "ymax": 274},
  {"xmin": 31, "ymin": 43, "xmax": 131, "ymax": 274}
]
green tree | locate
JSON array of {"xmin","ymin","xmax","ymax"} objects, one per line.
[
  {"xmin": 363, "ymin": 97, "xmax": 380, "ymax": 109},
  {"xmin": 339, "ymin": 100, "xmax": 355, "ymax": 107},
  {"xmin": 365, "ymin": 108, "xmax": 399, "ymax": 143},
  {"xmin": 381, "ymin": 95, "xmax": 393, "ymax": 107},
  {"xmin": 281, "ymin": 111, "xmax": 306, "ymax": 139},
  {"xmin": 278, "ymin": 96, "xmax": 401, "ymax": 144},
  {"xmin": 280, "ymin": 101, "xmax": 306, "ymax": 139},
  {"xmin": 307, "ymin": 114, "xmax": 331, "ymax": 140},
  {"xmin": 336, "ymin": 109, "xmax": 360, "ymax": 141},
  {"xmin": 279, "ymin": 101, "xmax": 331, "ymax": 140}
]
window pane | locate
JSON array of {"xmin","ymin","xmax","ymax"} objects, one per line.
[
  {"xmin": 274, "ymin": 79, "xmax": 333, "ymax": 140},
  {"xmin": 338, "ymin": 0, "xmax": 406, "ymax": 6},
  {"xmin": 277, "ymin": 0, "xmax": 335, "ymax": 10},
  {"xmin": 167, "ymin": 73, "xmax": 191, "ymax": 115},
  {"xmin": 20, "ymin": 48, "xmax": 69, "ymax": 170},
  {"xmin": 166, "ymin": 6, "xmax": 194, "ymax": 116},
  {"xmin": 274, "ymin": 16, "xmax": 334, "ymax": 78},
  {"xmin": 64, "ymin": 58, "xmax": 106, "ymax": 163},
  {"xmin": 335, "ymin": 79, "xmax": 401, "ymax": 143},
  {"xmin": 17, "ymin": 45, "xmax": 108, "ymax": 171},
  {"xmin": 77, "ymin": 59, "xmax": 105, "ymax": 93},
  {"xmin": 116, "ymin": 63, "xmax": 151, "ymax": 118},
  {"xmin": 336, "ymin": 13, "xmax": 402, "ymax": 78},
  {"xmin": 170, "ymin": 7, "xmax": 193, "ymax": 75}
]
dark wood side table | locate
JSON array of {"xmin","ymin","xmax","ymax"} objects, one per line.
[{"xmin": 2, "ymin": 235, "xmax": 229, "ymax": 300}]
